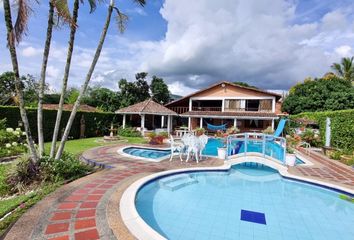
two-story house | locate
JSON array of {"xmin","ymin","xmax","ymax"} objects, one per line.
[{"xmin": 165, "ymin": 81, "xmax": 283, "ymax": 132}]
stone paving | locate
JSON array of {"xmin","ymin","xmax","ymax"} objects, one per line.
[{"xmin": 3, "ymin": 143, "xmax": 353, "ymax": 240}]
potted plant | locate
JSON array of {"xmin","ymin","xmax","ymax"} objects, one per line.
[
  {"xmin": 217, "ymin": 138, "xmax": 228, "ymax": 160},
  {"xmin": 286, "ymin": 147, "xmax": 296, "ymax": 166},
  {"xmin": 195, "ymin": 127, "xmax": 205, "ymax": 136}
]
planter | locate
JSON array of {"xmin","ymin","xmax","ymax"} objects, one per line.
[
  {"xmin": 286, "ymin": 154, "xmax": 296, "ymax": 166},
  {"xmin": 217, "ymin": 147, "xmax": 227, "ymax": 160}
]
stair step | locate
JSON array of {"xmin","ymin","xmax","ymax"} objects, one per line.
[{"xmin": 159, "ymin": 174, "xmax": 198, "ymax": 191}]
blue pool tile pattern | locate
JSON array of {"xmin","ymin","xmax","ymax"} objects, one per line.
[
  {"xmin": 136, "ymin": 164, "xmax": 354, "ymax": 240},
  {"xmin": 241, "ymin": 209, "xmax": 266, "ymax": 225}
]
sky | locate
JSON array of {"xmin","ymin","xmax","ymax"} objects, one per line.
[{"xmin": 1, "ymin": 0, "xmax": 354, "ymax": 96}]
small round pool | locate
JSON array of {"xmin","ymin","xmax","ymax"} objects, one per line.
[
  {"xmin": 123, "ymin": 147, "xmax": 170, "ymax": 160},
  {"xmin": 136, "ymin": 164, "xmax": 354, "ymax": 240}
]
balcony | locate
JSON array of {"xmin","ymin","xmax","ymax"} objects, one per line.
[{"xmin": 168, "ymin": 106, "xmax": 222, "ymax": 114}]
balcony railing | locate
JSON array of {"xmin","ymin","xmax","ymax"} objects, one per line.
[{"xmin": 168, "ymin": 106, "xmax": 272, "ymax": 114}]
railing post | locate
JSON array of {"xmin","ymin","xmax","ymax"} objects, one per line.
[
  {"xmin": 262, "ymin": 134, "xmax": 266, "ymax": 157},
  {"xmin": 244, "ymin": 133, "xmax": 247, "ymax": 156},
  {"xmin": 283, "ymin": 138, "xmax": 287, "ymax": 165}
]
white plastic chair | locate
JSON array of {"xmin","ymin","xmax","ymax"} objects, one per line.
[
  {"xmin": 169, "ymin": 135, "xmax": 184, "ymax": 162},
  {"xmin": 184, "ymin": 135, "xmax": 201, "ymax": 163},
  {"xmin": 198, "ymin": 134, "xmax": 209, "ymax": 161}
]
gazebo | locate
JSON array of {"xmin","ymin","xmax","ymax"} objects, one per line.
[{"xmin": 115, "ymin": 99, "xmax": 178, "ymax": 135}]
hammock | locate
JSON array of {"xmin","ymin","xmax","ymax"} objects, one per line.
[{"xmin": 206, "ymin": 122, "xmax": 227, "ymax": 131}]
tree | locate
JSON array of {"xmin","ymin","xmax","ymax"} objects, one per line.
[
  {"xmin": 54, "ymin": 0, "xmax": 147, "ymax": 160},
  {"xmin": 282, "ymin": 76, "xmax": 354, "ymax": 114},
  {"xmin": 82, "ymin": 86, "xmax": 120, "ymax": 112},
  {"xmin": 233, "ymin": 81, "xmax": 258, "ymax": 89},
  {"xmin": 50, "ymin": 0, "xmax": 101, "ymax": 158},
  {"xmin": 331, "ymin": 57, "xmax": 354, "ymax": 83},
  {"xmin": 37, "ymin": 1, "xmax": 55, "ymax": 157},
  {"xmin": 3, "ymin": 0, "xmax": 39, "ymax": 162},
  {"xmin": 150, "ymin": 76, "xmax": 170, "ymax": 104},
  {"xmin": 135, "ymin": 72, "xmax": 150, "ymax": 102},
  {"xmin": 0, "ymin": 72, "xmax": 43, "ymax": 106}
]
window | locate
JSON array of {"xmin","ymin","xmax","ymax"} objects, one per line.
[
  {"xmin": 224, "ymin": 100, "xmax": 241, "ymax": 111},
  {"xmin": 245, "ymin": 100, "xmax": 260, "ymax": 111}
]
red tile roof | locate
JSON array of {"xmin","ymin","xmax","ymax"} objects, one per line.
[
  {"xmin": 115, "ymin": 99, "xmax": 177, "ymax": 115},
  {"xmin": 43, "ymin": 104, "xmax": 99, "ymax": 112},
  {"xmin": 180, "ymin": 111, "xmax": 278, "ymax": 118}
]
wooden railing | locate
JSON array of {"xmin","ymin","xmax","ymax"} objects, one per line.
[{"xmin": 168, "ymin": 106, "xmax": 272, "ymax": 114}]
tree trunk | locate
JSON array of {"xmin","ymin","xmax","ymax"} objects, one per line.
[
  {"xmin": 55, "ymin": 3, "xmax": 113, "ymax": 160},
  {"xmin": 38, "ymin": 1, "xmax": 55, "ymax": 158},
  {"xmin": 3, "ymin": 0, "xmax": 38, "ymax": 163},
  {"xmin": 49, "ymin": 0, "xmax": 80, "ymax": 158}
]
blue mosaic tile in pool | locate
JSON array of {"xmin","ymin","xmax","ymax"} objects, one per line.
[{"xmin": 241, "ymin": 209, "xmax": 267, "ymax": 225}]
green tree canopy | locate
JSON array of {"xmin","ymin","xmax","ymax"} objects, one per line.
[
  {"xmin": 82, "ymin": 86, "xmax": 120, "ymax": 112},
  {"xmin": 150, "ymin": 75, "xmax": 170, "ymax": 104},
  {"xmin": 282, "ymin": 76, "xmax": 354, "ymax": 114},
  {"xmin": 0, "ymin": 71, "xmax": 45, "ymax": 106}
]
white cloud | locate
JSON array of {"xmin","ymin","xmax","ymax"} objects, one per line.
[
  {"xmin": 135, "ymin": 0, "xmax": 354, "ymax": 90},
  {"xmin": 22, "ymin": 46, "xmax": 42, "ymax": 57},
  {"xmin": 46, "ymin": 65, "xmax": 60, "ymax": 78},
  {"xmin": 335, "ymin": 45, "xmax": 353, "ymax": 57}
]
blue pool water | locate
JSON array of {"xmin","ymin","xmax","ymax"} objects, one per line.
[
  {"xmin": 123, "ymin": 147, "xmax": 170, "ymax": 159},
  {"xmin": 136, "ymin": 165, "xmax": 354, "ymax": 240}
]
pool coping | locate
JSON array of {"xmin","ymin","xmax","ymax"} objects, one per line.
[{"xmin": 120, "ymin": 155, "xmax": 354, "ymax": 240}]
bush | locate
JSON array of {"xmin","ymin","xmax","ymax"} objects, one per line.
[
  {"xmin": 262, "ymin": 126, "xmax": 274, "ymax": 135},
  {"xmin": 148, "ymin": 132, "xmax": 168, "ymax": 145},
  {"xmin": 0, "ymin": 125, "xmax": 27, "ymax": 158},
  {"xmin": 300, "ymin": 129, "xmax": 321, "ymax": 147},
  {"xmin": 0, "ymin": 106, "xmax": 121, "ymax": 142},
  {"xmin": 330, "ymin": 150, "xmax": 342, "ymax": 160},
  {"xmin": 290, "ymin": 109, "xmax": 354, "ymax": 151},
  {"xmin": 117, "ymin": 127, "xmax": 141, "ymax": 137},
  {"xmin": 39, "ymin": 152, "xmax": 92, "ymax": 182}
]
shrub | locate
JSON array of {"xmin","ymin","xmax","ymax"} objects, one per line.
[
  {"xmin": 330, "ymin": 150, "xmax": 342, "ymax": 160},
  {"xmin": 149, "ymin": 135, "xmax": 165, "ymax": 145},
  {"xmin": 0, "ymin": 106, "xmax": 121, "ymax": 141},
  {"xmin": 300, "ymin": 129, "xmax": 321, "ymax": 147},
  {"xmin": 158, "ymin": 131, "xmax": 169, "ymax": 138},
  {"xmin": 0, "ymin": 126, "xmax": 27, "ymax": 158},
  {"xmin": 226, "ymin": 127, "xmax": 240, "ymax": 134},
  {"xmin": 39, "ymin": 152, "xmax": 92, "ymax": 182},
  {"xmin": 0, "ymin": 118, "xmax": 6, "ymax": 129},
  {"xmin": 262, "ymin": 126, "xmax": 274, "ymax": 135},
  {"xmin": 117, "ymin": 127, "xmax": 141, "ymax": 137},
  {"xmin": 290, "ymin": 109, "xmax": 354, "ymax": 151}
]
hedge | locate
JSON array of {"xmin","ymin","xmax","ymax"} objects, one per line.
[
  {"xmin": 290, "ymin": 109, "xmax": 354, "ymax": 151},
  {"xmin": 0, "ymin": 106, "xmax": 122, "ymax": 142}
]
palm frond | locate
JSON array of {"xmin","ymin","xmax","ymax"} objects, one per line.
[
  {"xmin": 132, "ymin": 0, "xmax": 146, "ymax": 7},
  {"xmin": 12, "ymin": 0, "xmax": 31, "ymax": 45},
  {"xmin": 114, "ymin": 8, "xmax": 128, "ymax": 33},
  {"xmin": 331, "ymin": 63, "xmax": 343, "ymax": 76},
  {"xmin": 52, "ymin": 0, "xmax": 76, "ymax": 27}
]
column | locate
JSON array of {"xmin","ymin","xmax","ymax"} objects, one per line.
[
  {"xmin": 188, "ymin": 117, "xmax": 191, "ymax": 131},
  {"xmin": 141, "ymin": 114, "xmax": 145, "ymax": 136},
  {"xmin": 161, "ymin": 116, "xmax": 165, "ymax": 128},
  {"xmin": 200, "ymin": 117, "xmax": 203, "ymax": 128},
  {"xmin": 122, "ymin": 114, "xmax": 126, "ymax": 129},
  {"xmin": 167, "ymin": 115, "xmax": 172, "ymax": 134},
  {"xmin": 271, "ymin": 119, "xmax": 275, "ymax": 130},
  {"xmin": 234, "ymin": 118, "xmax": 237, "ymax": 128}
]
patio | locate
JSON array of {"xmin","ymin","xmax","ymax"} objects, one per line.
[{"xmin": 3, "ymin": 143, "xmax": 353, "ymax": 240}]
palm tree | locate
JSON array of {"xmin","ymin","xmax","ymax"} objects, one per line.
[
  {"xmin": 331, "ymin": 57, "xmax": 354, "ymax": 82},
  {"xmin": 49, "ymin": 0, "xmax": 99, "ymax": 158},
  {"xmin": 3, "ymin": 0, "xmax": 38, "ymax": 163},
  {"xmin": 55, "ymin": 0, "xmax": 146, "ymax": 160},
  {"xmin": 37, "ymin": 1, "xmax": 55, "ymax": 158}
]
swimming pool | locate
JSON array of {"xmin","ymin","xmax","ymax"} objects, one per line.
[
  {"xmin": 136, "ymin": 164, "xmax": 354, "ymax": 240},
  {"xmin": 122, "ymin": 138, "xmax": 304, "ymax": 164}
]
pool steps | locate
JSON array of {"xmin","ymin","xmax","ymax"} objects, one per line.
[{"xmin": 159, "ymin": 174, "xmax": 198, "ymax": 191}]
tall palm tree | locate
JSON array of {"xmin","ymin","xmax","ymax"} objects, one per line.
[
  {"xmin": 3, "ymin": 0, "xmax": 38, "ymax": 163},
  {"xmin": 37, "ymin": 1, "xmax": 55, "ymax": 158},
  {"xmin": 55, "ymin": 0, "xmax": 146, "ymax": 160},
  {"xmin": 49, "ymin": 0, "xmax": 99, "ymax": 158},
  {"xmin": 331, "ymin": 57, "xmax": 354, "ymax": 82}
]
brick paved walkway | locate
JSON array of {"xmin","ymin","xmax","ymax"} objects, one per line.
[{"xmin": 4, "ymin": 144, "xmax": 353, "ymax": 240}]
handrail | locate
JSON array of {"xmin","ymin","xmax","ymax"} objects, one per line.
[{"xmin": 226, "ymin": 133, "xmax": 287, "ymax": 165}]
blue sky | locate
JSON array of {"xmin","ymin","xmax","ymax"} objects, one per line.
[{"xmin": 1, "ymin": 0, "xmax": 354, "ymax": 95}]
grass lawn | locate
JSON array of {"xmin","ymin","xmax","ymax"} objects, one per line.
[
  {"xmin": 44, "ymin": 136, "xmax": 147, "ymax": 156},
  {"xmin": 0, "ymin": 164, "xmax": 11, "ymax": 196}
]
